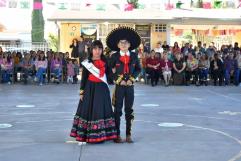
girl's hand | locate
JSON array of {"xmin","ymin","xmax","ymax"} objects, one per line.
[{"xmin": 80, "ymin": 95, "xmax": 83, "ymax": 101}]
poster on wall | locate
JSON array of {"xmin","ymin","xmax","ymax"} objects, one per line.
[
  {"xmin": 81, "ymin": 24, "xmax": 97, "ymax": 48},
  {"xmin": 135, "ymin": 25, "xmax": 151, "ymax": 53}
]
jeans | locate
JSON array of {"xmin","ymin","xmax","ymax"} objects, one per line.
[
  {"xmin": 199, "ymin": 68, "xmax": 209, "ymax": 81},
  {"xmin": 224, "ymin": 69, "xmax": 231, "ymax": 85},
  {"xmin": 36, "ymin": 68, "xmax": 46, "ymax": 84},
  {"xmin": 52, "ymin": 68, "xmax": 62, "ymax": 80},
  {"xmin": 2, "ymin": 69, "xmax": 13, "ymax": 83},
  {"xmin": 234, "ymin": 69, "xmax": 240, "ymax": 85}
]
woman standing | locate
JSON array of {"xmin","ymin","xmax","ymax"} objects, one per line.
[
  {"xmin": 70, "ymin": 38, "xmax": 79, "ymax": 58},
  {"xmin": 70, "ymin": 40, "xmax": 117, "ymax": 143}
]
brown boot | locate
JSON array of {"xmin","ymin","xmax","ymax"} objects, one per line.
[
  {"xmin": 113, "ymin": 136, "xmax": 124, "ymax": 143},
  {"xmin": 126, "ymin": 135, "xmax": 134, "ymax": 143}
]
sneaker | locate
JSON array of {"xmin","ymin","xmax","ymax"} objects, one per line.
[
  {"xmin": 8, "ymin": 81, "xmax": 11, "ymax": 85},
  {"xmin": 39, "ymin": 83, "xmax": 43, "ymax": 86},
  {"xmin": 34, "ymin": 77, "xmax": 38, "ymax": 82}
]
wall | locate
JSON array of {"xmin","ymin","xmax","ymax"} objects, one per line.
[
  {"xmin": 60, "ymin": 23, "xmax": 81, "ymax": 53},
  {"xmin": 150, "ymin": 24, "xmax": 167, "ymax": 50}
]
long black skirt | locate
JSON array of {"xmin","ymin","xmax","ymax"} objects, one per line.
[{"xmin": 70, "ymin": 80, "xmax": 117, "ymax": 143}]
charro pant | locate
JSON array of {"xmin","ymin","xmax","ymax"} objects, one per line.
[{"xmin": 114, "ymin": 85, "xmax": 134, "ymax": 136}]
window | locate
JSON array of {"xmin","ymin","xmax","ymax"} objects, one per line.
[{"xmin": 154, "ymin": 24, "xmax": 166, "ymax": 32}]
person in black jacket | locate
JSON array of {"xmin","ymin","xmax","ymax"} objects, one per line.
[
  {"xmin": 210, "ymin": 53, "xmax": 224, "ymax": 86},
  {"xmin": 69, "ymin": 38, "xmax": 79, "ymax": 58},
  {"xmin": 107, "ymin": 27, "xmax": 141, "ymax": 143}
]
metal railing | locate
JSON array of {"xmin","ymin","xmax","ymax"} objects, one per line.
[{"xmin": 0, "ymin": 42, "xmax": 50, "ymax": 53}]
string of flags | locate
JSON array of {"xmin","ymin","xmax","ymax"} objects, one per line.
[
  {"xmin": 172, "ymin": 29, "xmax": 241, "ymax": 36},
  {"xmin": 0, "ymin": 0, "xmax": 240, "ymax": 10}
]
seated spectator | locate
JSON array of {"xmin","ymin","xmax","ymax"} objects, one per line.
[
  {"xmin": 35, "ymin": 51, "xmax": 47, "ymax": 86},
  {"xmin": 139, "ymin": 52, "xmax": 147, "ymax": 82},
  {"xmin": 13, "ymin": 52, "xmax": 23, "ymax": 82},
  {"xmin": 20, "ymin": 53, "xmax": 34, "ymax": 84},
  {"xmin": 154, "ymin": 42, "xmax": 164, "ymax": 56},
  {"xmin": 73, "ymin": 59, "xmax": 79, "ymax": 84},
  {"xmin": 198, "ymin": 54, "xmax": 210, "ymax": 86},
  {"xmin": 235, "ymin": 51, "xmax": 241, "ymax": 86},
  {"xmin": 160, "ymin": 52, "xmax": 173, "ymax": 86},
  {"xmin": 210, "ymin": 53, "xmax": 223, "ymax": 86},
  {"xmin": 186, "ymin": 53, "xmax": 199, "ymax": 86},
  {"xmin": 62, "ymin": 52, "xmax": 69, "ymax": 82},
  {"xmin": 51, "ymin": 53, "xmax": 62, "ymax": 84},
  {"xmin": 0, "ymin": 51, "xmax": 3, "ymax": 82},
  {"xmin": 181, "ymin": 43, "xmax": 190, "ymax": 59},
  {"xmin": 233, "ymin": 42, "xmax": 240, "ymax": 52},
  {"xmin": 172, "ymin": 42, "xmax": 181, "ymax": 56},
  {"xmin": 67, "ymin": 59, "xmax": 74, "ymax": 84},
  {"xmin": 162, "ymin": 41, "xmax": 170, "ymax": 51},
  {"xmin": 173, "ymin": 53, "xmax": 186, "ymax": 85},
  {"xmin": 224, "ymin": 53, "xmax": 238, "ymax": 85},
  {"xmin": 1, "ymin": 53, "xmax": 13, "ymax": 84},
  {"xmin": 146, "ymin": 50, "xmax": 160, "ymax": 86},
  {"xmin": 46, "ymin": 51, "xmax": 53, "ymax": 83}
]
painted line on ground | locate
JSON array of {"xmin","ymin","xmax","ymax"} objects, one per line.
[{"xmin": 206, "ymin": 89, "xmax": 241, "ymax": 103}]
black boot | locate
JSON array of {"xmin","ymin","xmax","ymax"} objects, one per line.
[{"xmin": 126, "ymin": 120, "xmax": 134, "ymax": 143}]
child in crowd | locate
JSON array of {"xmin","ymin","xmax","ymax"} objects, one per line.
[
  {"xmin": 73, "ymin": 59, "xmax": 79, "ymax": 84},
  {"xmin": 67, "ymin": 59, "xmax": 75, "ymax": 84}
]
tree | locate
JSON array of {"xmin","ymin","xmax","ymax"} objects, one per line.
[
  {"xmin": 48, "ymin": 33, "xmax": 59, "ymax": 52},
  {"xmin": 31, "ymin": 0, "xmax": 44, "ymax": 42}
]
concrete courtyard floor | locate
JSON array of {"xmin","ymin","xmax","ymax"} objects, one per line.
[{"xmin": 0, "ymin": 83, "xmax": 241, "ymax": 161}]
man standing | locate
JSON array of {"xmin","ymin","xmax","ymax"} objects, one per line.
[
  {"xmin": 78, "ymin": 35, "xmax": 87, "ymax": 66},
  {"xmin": 107, "ymin": 27, "xmax": 141, "ymax": 143}
]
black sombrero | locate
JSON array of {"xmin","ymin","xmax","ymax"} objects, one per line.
[{"xmin": 106, "ymin": 26, "xmax": 141, "ymax": 51}]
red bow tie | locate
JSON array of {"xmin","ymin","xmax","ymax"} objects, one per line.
[{"xmin": 120, "ymin": 54, "xmax": 130, "ymax": 74}]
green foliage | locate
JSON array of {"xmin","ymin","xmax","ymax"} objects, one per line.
[
  {"xmin": 31, "ymin": 0, "xmax": 44, "ymax": 42},
  {"xmin": 48, "ymin": 33, "xmax": 59, "ymax": 52}
]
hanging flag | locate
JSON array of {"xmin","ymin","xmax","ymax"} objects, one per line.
[
  {"xmin": 137, "ymin": 3, "xmax": 145, "ymax": 9},
  {"xmin": 214, "ymin": 0, "xmax": 222, "ymax": 9},
  {"xmin": 212, "ymin": 30, "xmax": 219, "ymax": 36},
  {"xmin": 229, "ymin": 29, "xmax": 236, "ymax": 35},
  {"xmin": 8, "ymin": 0, "xmax": 17, "ymax": 8},
  {"xmin": 165, "ymin": 2, "xmax": 174, "ymax": 10},
  {"xmin": 124, "ymin": 3, "xmax": 134, "ymax": 11},
  {"xmin": 192, "ymin": 29, "xmax": 197, "ymax": 34},
  {"xmin": 58, "ymin": 3, "xmax": 67, "ymax": 10},
  {"xmin": 113, "ymin": 4, "xmax": 120, "ymax": 10},
  {"xmin": 205, "ymin": 29, "xmax": 209, "ymax": 36},
  {"xmin": 96, "ymin": 4, "xmax": 106, "ymax": 11},
  {"xmin": 224, "ymin": 0, "xmax": 235, "ymax": 8},
  {"xmin": 175, "ymin": 29, "xmax": 183, "ymax": 36},
  {"xmin": 70, "ymin": 2, "xmax": 81, "ymax": 11},
  {"xmin": 33, "ymin": 2, "xmax": 43, "ymax": 10},
  {"xmin": 86, "ymin": 3, "xmax": 92, "ymax": 7},
  {"xmin": 0, "ymin": 0, "xmax": 7, "ymax": 7},
  {"xmin": 202, "ymin": 2, "xmax": 211, "ymax": 9},
  {"xmin": 20, "ymin": 0, "xmax": 30, "ymax": 9},
  {"xmin": 176, "ymin": 1, "xmax": 184, "ymax": 9}
]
